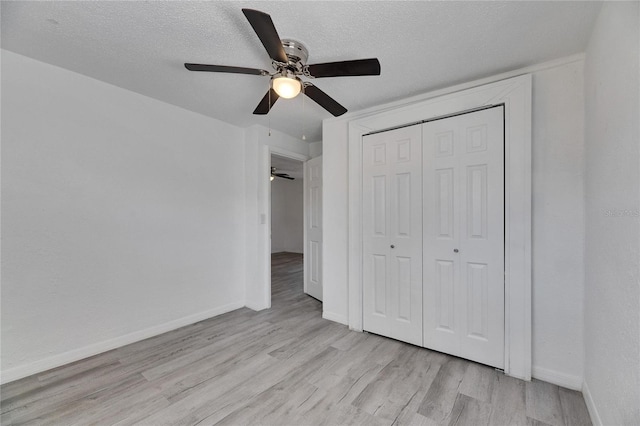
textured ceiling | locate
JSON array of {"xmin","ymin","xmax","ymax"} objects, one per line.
[{"xmin": 1, "ymin": 1, "xmax": 602, "ymax": 142}]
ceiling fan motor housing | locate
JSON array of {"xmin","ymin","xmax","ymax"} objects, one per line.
[{"xmin": 280, "ymin": 39, "xmax": 309, "ymax": 65}]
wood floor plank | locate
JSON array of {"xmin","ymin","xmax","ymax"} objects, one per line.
[
  {"xmin": 0, "ymin": 377, "xmax": 40, "ymax": 404},
  {"xmin": 306, "ymin": 342, "xmax": 384, "ymax": 389},
  {"xmin": 0, "ymin": 411, "xmax": 12, "ymax": 426},
  {"xmin": 347, "ymin": 335, "xmax": 412, "ymax": 369},
  {"xmin": 6, "ymin": 372, "xmax": 157, "ymax": 425},
  {"xmin": 331, "ymin": 329, "xmax": 370, "ymax": 351},
  {"xmin": 559, "ymin": 387, "xmax": 593, "ymax": 426},
  {"xmin": 140, "ymin": 319, "xmax": 280, "ymax": 381},
  {"xmin": 395, "ymin": 412, "xmax": 438, "ymax": 426},
  {"xmin": 321, "ymin": 403, "xmax": 390, "ymax": 426},
  {"xmin": 526, "ymin": 379, "xmax": 565, "ymax": 426},
  {"xmin": 214, "ymin": 375, "xmax": 319, "ymax": 426},
  {"xmin": 310, "ymin": 357, "xmax": 389, "ymax": 409},
  {"xmin": 527, "ymin": 417, "xmax": 555, "ymax": 426},
  {"xmin": 448, "ymin": 393, "xmax": 492, "ymax": 426},
  {"xmin": 417, "ymin": 357, "xmax": 468, "ymax": 423},
  {"xmin": 142, "ymin": 343, "xmax": 341, "ymax": 424},
  {"xmin": 352, "ymin": 345, "xmax": 442, "ymax": 422},
  {"xmin": 158, "ymin": 350, "xmax": 279, "ymax": 404},
  {"xmin": 388, "ymin": 356, "xmax": 443, "ymax": 426},
  {"xmin": 1, "ymin": 359, "xmax": 127, "ymax": 418},
  {"xmin": 1, "ymin": 253, "xmax": 593, "ymax": 426},
  {"xmin": 458, "ymin": 362, "xmax": 497, "ymax": 403},
  {"xmin": 35, "ymin": 351, "xmax": 120, "ymax": 385},
  {"xmin": 488, "ymin": 372, "xmax": 529, "ymax": 426},
  {"xmin": 28, "ymin": 374, "xmax": 168, "ymax": 426}
]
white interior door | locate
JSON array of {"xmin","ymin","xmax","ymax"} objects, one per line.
[
  {"xmin": 362, "ymin": 125, "xmax": 423, "ymax": 346},
  {"xmin": 423, "ymin": 106, "xmax": 505, "ymax": 368},
  {"xmin": 304, "ymin": 156, "xmax": 323, "ymax": 301}
]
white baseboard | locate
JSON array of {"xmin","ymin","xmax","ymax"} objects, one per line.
[
  {"xmin": 322, "ymin": 310, "xmax": 349, "ymax": 326},
  {"xmin": 582, "ymin": 380, "xmax": 603, "ymax": 426},
  {"xmin": 0, "ymin": 301, "xmax": 244, "ymax": 385},
  {"xmin": 531, "ymin": 365, "xmax": 583, "ymax": 390},
  {"xmin": 244, "ymin": 301, "xmax": 269, "ymax": 311}
]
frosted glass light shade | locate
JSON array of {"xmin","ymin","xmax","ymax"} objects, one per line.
[{"xmin": 272, "ymin": 76, "xmax": 302, "ymax": 99}]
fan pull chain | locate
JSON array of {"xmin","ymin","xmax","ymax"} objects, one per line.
[
  {"xmin": 268, "ymin": 82, "xmax": 272, "ymax": 136},
  {"xmin": 302, "ymin": 85, "xmax": 306, "ymax": 141}
]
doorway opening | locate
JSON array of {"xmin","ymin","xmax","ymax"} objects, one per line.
[{"xmin": 269, "ymin": 154, "xmax": 309, "ymax": 309}]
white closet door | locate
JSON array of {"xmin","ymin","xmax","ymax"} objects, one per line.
[
  {"xmin": 304, "ymin": 156, "xmax": 323, "ymax": 301},
  {"xmin": 362, "ymin": 125, "xmax": 423, "ymax": 346},
  {"xmin": 423, "ymin": 107, "xmax": 505, "ymax": 368}
]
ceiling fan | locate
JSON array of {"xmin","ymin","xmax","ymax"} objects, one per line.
[
  {"xmin": 271, "ymin": 167, "xmax": 294, "ymax": 181},
  {"xmin": 185, "ymin": 8, "xmax": 381, "ymax": 117}
]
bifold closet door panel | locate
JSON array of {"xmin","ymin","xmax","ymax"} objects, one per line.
[
  {"xmin": 422, "ymin": 106, "xmax": 505, "ymax": 369},
  {"xmin": 362, "ymin": 124, "xmax": 423, "ymax": 346}
]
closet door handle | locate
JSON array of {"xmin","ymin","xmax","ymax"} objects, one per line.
[
  {"xmin": 453, "ymin": 248, "xmax": 459, "ymax": 253},
  {"xmin": 390, "ymin": 245, "xmax": 395, "ymax": 249}
]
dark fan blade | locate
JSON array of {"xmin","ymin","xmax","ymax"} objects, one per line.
[
  {"xmin": 254, "ymin": 89, "xmax": 280, "ymax": 115},
  {"xmin": 274, "ymin": 173, "xmax": 294, "ymax": 180},
  {"xmin": 304, "ymin": 84, "xmax": 347, "ymax": 117},
  {"xmin": 242, "ymin": 9, "xmax": 288, "ymax": 63},
  {"xmin": 184, "ymin": 63, "xmax": 268, "ymax": 75},
  {"xmin": 307, "ymin": 58, "xmax": 381, "ymax": 78}
]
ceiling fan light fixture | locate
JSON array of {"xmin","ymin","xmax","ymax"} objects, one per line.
[{"xmin": 272, "ymin": 72, "xmax": 302, "ymax": 99}]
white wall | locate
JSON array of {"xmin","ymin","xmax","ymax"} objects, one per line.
[
  {"xmin": 271, "ymin": 178, "xmax": 287, "ymax": 253},
  {"xmin": 309, "ymin": 141, "xmax": 323, "ymax": 158},
  {"xmin": 322, "ymin": 57, "xmax": 587, "ymax": 386},
  {"xmin": 322, "ymin": 123, "xmax": 350, "ymax": 324},
  {"xmin": 271, "ymin": 178, "xmax": 304, "ymax": 254},
  {"xmin": 1, "ymin": 50, "xmax": 247, "ymax": 382},
  {"xmin": 583, "ymin": 2, "xmax": 640, "ymax": 425},
  {"xmin": 244, "ymin": 125, "xmax": 308, "ymax": 310},
  {"xmin": 530, "ymin": 60, "xmax": 585, "ymax": 387}
]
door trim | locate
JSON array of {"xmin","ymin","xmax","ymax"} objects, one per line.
[{"xmin": 347, "ymin": 74, "xmax": 532, "ymax": 380}]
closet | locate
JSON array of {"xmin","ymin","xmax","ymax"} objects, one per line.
[{"xmin": 362, "ymin": 106, "xmax": 505, "ymax": 369}]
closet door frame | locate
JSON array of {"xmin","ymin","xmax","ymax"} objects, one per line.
[{"xmin": 347, "ymin": 74, "xmax": 532, "ymax": 380}]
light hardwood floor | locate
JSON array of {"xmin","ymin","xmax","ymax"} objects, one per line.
[{"xmin": 1, "ymin": 252, "xmax": 592, "ymax": 426}]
